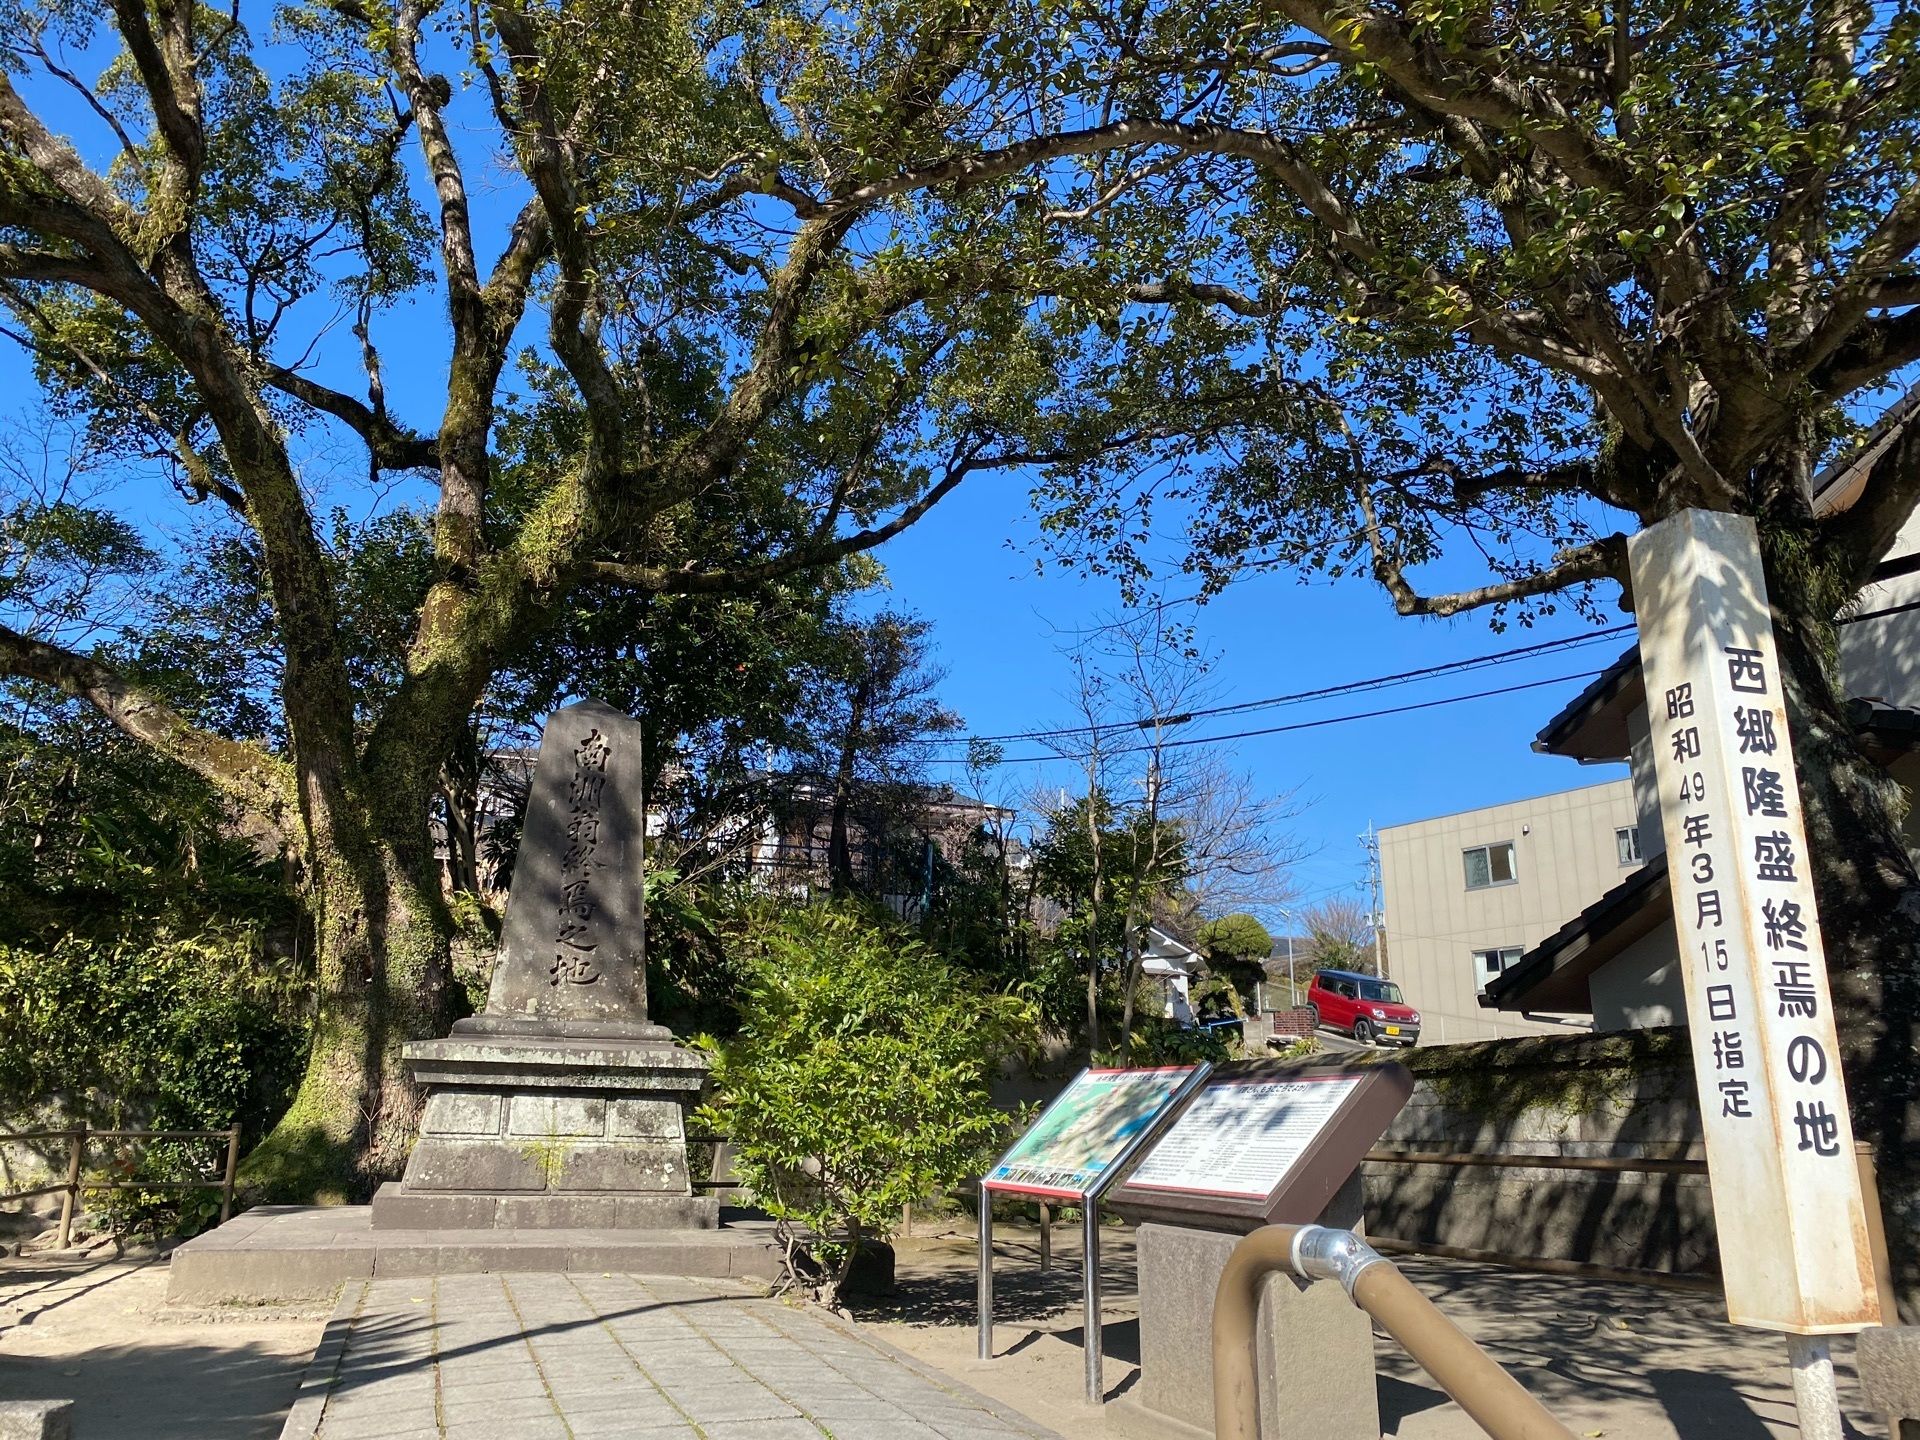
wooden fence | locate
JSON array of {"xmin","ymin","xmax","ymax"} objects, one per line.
[{"xmin": 0, "ymin": 1126, "xmax": 241, "ymax": 1248}]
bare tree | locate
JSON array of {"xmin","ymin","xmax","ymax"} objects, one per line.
[
  {"xmin": 1301, "ymin": 896, "xmax": 1377, "ymax": 977},
  {"xmin": 1038, "ymin": 604, "xmax": 1305, "ymax": 1060}
]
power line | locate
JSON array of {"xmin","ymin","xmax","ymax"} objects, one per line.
[
  {"xmin": 933, "ymin": 622, "xmax": 1633, "ymax": 749},
  {"xmin": 927, "ymin": 668, "xmax": 1608, "ymax": 767}
]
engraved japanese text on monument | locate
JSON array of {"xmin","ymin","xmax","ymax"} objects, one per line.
[
  {"xmin": 479, "ymin": 697, "xmax": 651, "ymax": 1031},
  {"xmin": 551, "ymin": 728, "xmax": 612, "ymax": 988}
]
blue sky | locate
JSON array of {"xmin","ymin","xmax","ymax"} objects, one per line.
[{"xmin": 862, "ymin": 462, "xmax": 1632, "ymax": 907}]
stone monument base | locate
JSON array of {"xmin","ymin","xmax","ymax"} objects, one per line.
[
  {"xmin": 165, "ymin": 1205, "xmax": 781, "ymax": 1306},
  {"xmin": 1117, "ymin": 1176, "xmax": 1378, "ymax": 1440},
  {"xmin": 371, "ymin": 1030, "xmax": 715, "ymax": 1233}
]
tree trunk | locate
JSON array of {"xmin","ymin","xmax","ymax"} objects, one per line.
[
  {"xmin": 828, "ymin": 674, "xmax": 871, "ymax": 895},
  {"xmin": 239, "ymin": 783, "xmax": 458, "ymax": 1203},
  {"xmin": 1765, "ymin": 540, "xmax": 1920, "ymax": 1315},
  {"xmin": 440, "ymin": 781, "xmax": 480, "ymax": 896}
]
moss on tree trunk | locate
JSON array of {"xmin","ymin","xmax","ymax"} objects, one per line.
[{"xmin": 239, "ymin": 790, "xmax": 457, "ymax": 1204}]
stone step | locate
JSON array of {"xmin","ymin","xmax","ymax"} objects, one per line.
[{"xmin": 166, "ymin": 1204, "xmax": 781, "ymax": 1306}]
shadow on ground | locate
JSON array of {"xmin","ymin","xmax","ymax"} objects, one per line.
[
  {"xmin": 858, "ymin": 1225, "xmax": 1136, "ymax": 1333},
  {"xmin": 0, "ymin": 1256, "xmax": 321, "ymax": 1440}
]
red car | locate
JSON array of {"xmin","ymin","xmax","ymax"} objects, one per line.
[{"xmin": 1306, "ymin": 968, "xmax": 1421, "ymax": 1047}]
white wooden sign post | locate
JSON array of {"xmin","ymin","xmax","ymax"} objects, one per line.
[{"xmin": 1629, "ymin": 509, "xmax": 1883, "ymax": 1438}]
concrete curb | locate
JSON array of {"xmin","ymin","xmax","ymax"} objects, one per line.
[{"xmin": 275, "ymin": 1282, "xmax": 363, "ymax": 1440}]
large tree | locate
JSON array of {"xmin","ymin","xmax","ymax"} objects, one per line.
[
  {"xmin": 954, "ymin": 0, "xmax": 1920, "ymax": 1288},
  {"xmin": 0, "ymin": 0, "xmax": 1164, "ymax": 1197}
]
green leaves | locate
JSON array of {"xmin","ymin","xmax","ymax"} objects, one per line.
[{"xmin": 696, "ymin": 903, "xmax": 1034, "ymax": 1300}]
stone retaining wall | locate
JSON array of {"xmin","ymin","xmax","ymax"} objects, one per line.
[{"xmin": 1362, "ymin": 1027, "xmax": 1717, "ymax": 1275}]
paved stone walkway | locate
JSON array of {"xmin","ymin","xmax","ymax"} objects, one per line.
[{"xmin": 283, "ymin": 1272, "xmax": 1060, "ymax": 1440}]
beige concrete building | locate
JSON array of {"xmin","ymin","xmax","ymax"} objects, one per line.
[{"xmin": 1379, "ymin": 778, "xmax": 1647, "ymax": 1044}]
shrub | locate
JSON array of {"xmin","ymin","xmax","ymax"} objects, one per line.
[
  {"xmin": 696, "ymin": 905, "xmax": 1034, "ymax": 1307},
  {"xmin": 0, "ymin": 925, "xmax": 307, "ymax": 1240}
]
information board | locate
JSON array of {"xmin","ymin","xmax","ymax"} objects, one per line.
[
  {"xmin": 984, "ymin": 1065, "xmax": 1195, "ymax": 1200},
  {"xmin": 1108, "ymin": 1059, "xmax": 1411, "ymax": 1231}
]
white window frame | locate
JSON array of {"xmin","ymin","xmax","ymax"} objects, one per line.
[
  {"xmin": 1462, "ymin": 840, "xmax": 1518, "ymax": 890},
  {"xmin": 1473, "ymin": 945, "xmax": 1526, "ymax": 991},
  {"xmin": 1616, "ymin": 825, "xmax": 1643, "ymax": 866}
]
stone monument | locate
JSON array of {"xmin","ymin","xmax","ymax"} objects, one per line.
[{"xmin": 371, "ymin": 698, "xmax": 716, "ymax": 1230}]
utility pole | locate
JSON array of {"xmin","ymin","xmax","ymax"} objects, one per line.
[{"xmin": 1361, "ymin": 823, "xmax": 1386, "ymax": 978}]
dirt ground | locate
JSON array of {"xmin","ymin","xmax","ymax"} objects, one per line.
[
  {"xmin": 860, "ymin": 1216, "xmax": 1887, "ymax": 1440},
  {"xmin": 0, "ymin": 1249, "xmax": 325, "ymax": 1439}
]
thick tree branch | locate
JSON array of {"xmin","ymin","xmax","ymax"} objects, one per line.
[
  {"xmin": 1798, "ymin": 184, "xmax": 1920, "ymax": 378},
  {"xmin": 489, "ymin": 6, "xmax": 623, "ymax": 452},
  {"xmin": 588, "ymin": 453, "xmax": 980, "ymax": 596},
  {"xmin": 1810, "ymin": 306, "xmax": 1920, "ymax": 398},
  {"xmin": 0, "ymin": 622, "xmax": 293, "ymax": 824},
  {"xmin": 106, "ymin": 0, "xmax": 204, "ymax": 189},
  {"xmin": 387, "ymin": 3, "xmax": 480, "ymax": 314},
  {"xmin": 262, "ymin": 365, "xmax": 440, "ymax": 471},
  {"xmin": 0, "ymin": 73, "xmax": 138, "ymax": 231},
  {"xmin": 0, "ymin": 243, "xmax": 104, "ymax": 288},
  {"xmin": 1355, "ymin": 482, "xmax": 1625, "ymax": 616}
]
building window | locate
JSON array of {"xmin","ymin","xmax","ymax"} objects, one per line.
[
  {"xmin": 1473, "ymin": 946, "xmax": 1525, "ymax": 991},
  {"xmin": 1463, "ymin": 841, "xmax": 1517, "ymax": 890},
  {"xmin": 1616, "ymin": 826, "xmax": 1642, "ymax": 866}
]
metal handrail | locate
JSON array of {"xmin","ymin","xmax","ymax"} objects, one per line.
[
  {"xmin": 0, "ymin": 1125, "xmax": 242, "ymax": 1246},
  {"xmin": 1213, "ymin": 1224, "xmax": 1575, "ymax": 1440}
]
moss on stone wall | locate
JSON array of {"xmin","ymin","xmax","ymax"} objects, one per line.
[{"xmin": 1384, "ymin": 1027, "xmax": 1695, "ymax": 1125}]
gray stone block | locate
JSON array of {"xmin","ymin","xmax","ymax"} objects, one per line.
[
  {"xmin": 1130, "ymin": 1176, "xmax": 1376, "ymax": 1440},
  {"xmin": 424, "ymin": 1090, "xmax": 504, "ymax": 1136},
  {"xmin": 487, "ymin": 698, "xmax": 649, "ymax": 1030},
  {"xmin": 615, "ymin": 1195, "xmax": 720, "ymax": 1230},
  {"xmin": 557, "ymin": 1145, "xmax": 688, "ymax": 1193},
  {"xmin": 1860, "ymin": 1326, "xmax": 1920, "ymax": 1418},
  {"xmin": 611, "ymin": 1097, "xmax": 684, "ymax": 1139},
  {"xmin": 370, "ymin": 1184, "xmax": 500, "ymax": 1230},
  {"xmin": 510, "ymin": 1094, "xmax": 608, "ymax": 1138},
  {"xmin": 0, "ymin": 1400, "xmax": 72, "ymax": 1440},
  {"xmin": 497, "ymin": 1193, "xmax": 622, "ymax": 1227},
  {"xmin": 403, "ymin": 1138, "xmax": 548, "ymax": 1192},
  {"xmin": 562, "ymin": 1240, "xmax": 737, "ymax": 1276},
  {"xmin": 167, "ymin": 1244, "xmax": 371, "ymax": 1304},
  {"xmin": 372, "ymin": 1242, "xmax": 572, "ymax": 1276}
]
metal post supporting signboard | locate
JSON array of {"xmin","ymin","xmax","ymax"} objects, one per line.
[
  {"xmin": 975, "ymin": 1062, "xmax": 1213, "ymax": 1405},
  {"xmin": 1076, "ymin": 1063, "xmax": 1214, "ymax": 1404},
  {"xmin": 1082, "ymin": 1196, "xmax": 1103, "ymax": 1402},
  {"xmin": 977, "ymin": 1190, "xmax": 994, "ymax": 1361}
]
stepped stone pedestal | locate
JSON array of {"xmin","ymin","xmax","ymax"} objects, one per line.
[{"xmin": 369, "ymin": 1030, "xmax": 717, "ymax": 1230}]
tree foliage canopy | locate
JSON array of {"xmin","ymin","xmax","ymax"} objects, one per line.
[{"xmin": 1197, "ymin": 912, "xmax": 1275, "ymax": 963}]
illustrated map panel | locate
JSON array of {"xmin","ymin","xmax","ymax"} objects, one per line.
[{"xmin": 985, "ymin": 1066, "xmax": 1194, "ymax": 1200}]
